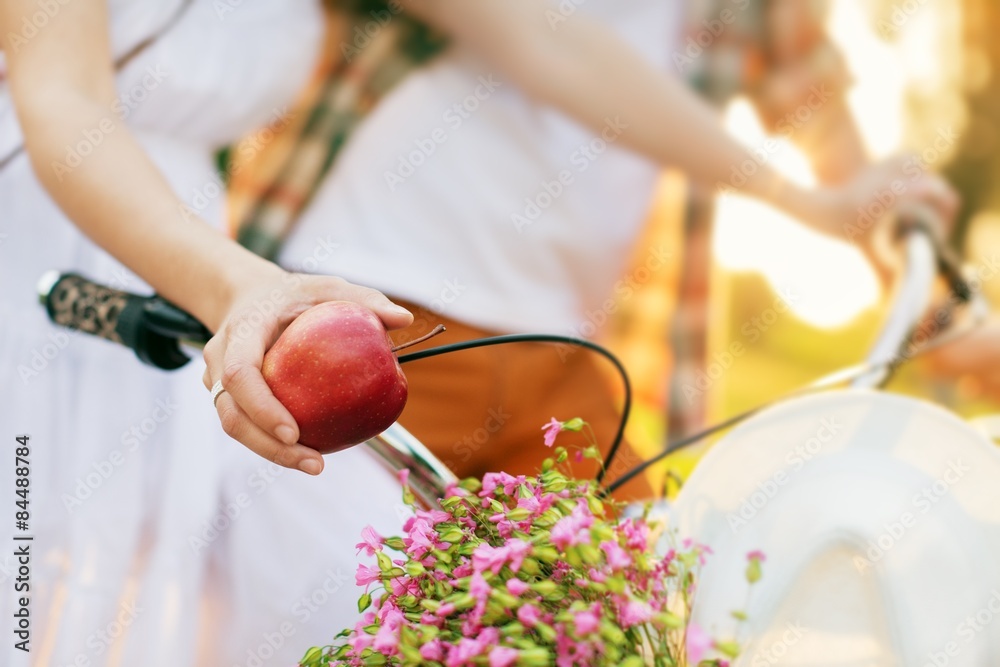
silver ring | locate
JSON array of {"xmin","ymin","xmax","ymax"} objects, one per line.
[{"xmin": 210, "ymin": 380, "xmax": 226, "ymax": 407}]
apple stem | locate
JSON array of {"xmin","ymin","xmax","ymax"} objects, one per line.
[{"xmin": 392, "ymin": 325, "xmax": 447, "ymax": 354}]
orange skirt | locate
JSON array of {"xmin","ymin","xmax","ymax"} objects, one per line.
[{"xmin": 389, "ymin": 299, "xmax": 655, "ymax": 502}]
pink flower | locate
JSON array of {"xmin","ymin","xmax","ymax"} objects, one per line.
[
  {"xmin": 420, "ymin": 639, "xmax": 445, "ymax": 661},
  {"xmin": 436, "ymin": 602, "xmax": 457, "ymax": 618},
  {"xmin": 355, "ymin": 563, "xmax": 380, "ymax": 589},
  {"xmin": 506, "ymin": 539, "xmax": 532, "ymax": 573},
  {"xmin": 600, "ymin": 540, "xmax": 632, "ymax": 571},
  {"xmin": 378, "ymin": 603, "xmax": 406, "ymax": 628},
  {"xmin": 445, "ymin": 629, "xmax": 500, "ymax": 667},
  {"xmin": 403, "ymin": 516, "xmax": 440, "ymax": 558},
  {"xmin": 444, "ymin": 482, "xmax": 469, "ymax": 499},
  {"xmin": 372, "ymin": 624, "xmax": 399, "ymax": 655},
  {"xmin": 747, "ymin": 549, "xmax": 767, "ymax": 562},
  {"xmin": 551, "ymin": 560, "xmax": 573, "ymax": 583},
  {"xmin": 348, "ymin": 633, "xmax": 374, "ymax": 653},
  {"xmin": 418, "ymin": 508, "xmax": 452, "ymax": 525},
  {"xmin": 551, "ymin": 500, "xmax": 594, "ymax": 550},
  {"xmin": 489, "ymin": 646, "xmax": 519, "ymax": 667},
  {"xmin": 682, "ymin": 539, "xmax": 714, "ymax": 565},
  {"xmin": 517, "ymin": 603, "xmax": 541, "ymax": 627},
  {"xmin": 481, "ymin": 472, "xmax": 526, "ymax": 497},
  {"xmin": 470, "ymin": 572, "xmax": 491, "ymax": 603},
  {"xmin": 348, "ymin": 615, "xmax": 375, "ymax": 653},
  {"xmin": 506, "ymin": 579, "xmax": 529, "ymax": 596},
  {"xmin": 389, "ymin": 575, "xmax": 420, "ymax": 597},
  {"xmin": 542, "ymin": 418, "xmax": 564, "ymax": 447},
  {"xmin": 621, "ymin": 518, "xmax": 650, "ymax": 551},
  {"xmin": 587, "ymin": 567, "xmax": 607, "ymax": 584},
  {"xmin": 686, "ymin": 623, "xmax": 713, "ymax": 664},
  {"xmin": 472, "ymin": 544, "xmax": 508, "ymax": 575},
  {"xmin": 397, "ymin": 468, "xmax": 410, "ymax": 487},
  {"xmin": 472, "ymin": 539, "xmax": 532, "ymax": 575},
  {"xmin": 480, "ymin": 627, "xmax": 500, "ymax": 645},
  {"xmin": 573, "ymin": 604, "xmax": 601, "ymax": 636},
  {"xmin": 489, "ymin": 512, "xmax": 521, "ymax": 539},
  {"xmin": 355, "ymin": 525, "xmax": 382, "ymax": 557},
  {"xmin": 555, "ymin": 625, "xmax": 596, "ymax": 667},
  {"xmin": 452, "ymin": 563, "xmax": 473, "ymax": 579},
  {"xmin": 619, "ymin": 600, "xmax": 653, "ymax": 628}
]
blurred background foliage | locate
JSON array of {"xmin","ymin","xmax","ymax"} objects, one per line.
[{"xmin": 602, "ymin": 0, "xmax": 1000, "ymax": 488}]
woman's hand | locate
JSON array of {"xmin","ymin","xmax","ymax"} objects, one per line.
[
  {"xmin": 2, "ymin": 0, "xmax": 415, "ymax": 475},
  {"xmin": 201, "ymin": 266, "xmax": 413, "ymax": 475},
  {"xmin": 788, "ymin": 157, "xmax": 960, "ymax": 279}
]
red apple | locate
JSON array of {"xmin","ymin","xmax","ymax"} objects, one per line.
[{"xmin": 262, "ymin": 301, "xmax": 409, "ymax": 454}]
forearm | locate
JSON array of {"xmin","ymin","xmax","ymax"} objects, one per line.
[
  {"xmin": 803, "ymin": 99, "xmax": 870, "ymax": 185},
  {"xmin": 18, "ymin": 90, "xmax": 275, "ymax": 331},
  {"xmin": 519, "ymin": 24, "xmax": 773, "ymax": 193},
  {"xmin": 409, "ymin": 0, "xmax": 817, "ymax": 226}
]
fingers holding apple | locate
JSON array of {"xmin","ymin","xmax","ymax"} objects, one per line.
[
  {"xmin": 213, "ymin": 390, "xmax": 326, "ymax": 474},
  {"xmin": 203, "ymin": 302, "xmax": 327, "ymax": 476},
  {"xmin": 311, "ymin": 276, "xmax": 415, "ymax": 332},
  {"xmin": 203, "ymin": 271, "xmax": 415, "ymax": 474}
]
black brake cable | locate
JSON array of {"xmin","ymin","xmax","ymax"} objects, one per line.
[{"xmin": 396, "ymin": 334, "xmax": 630, "ymax": 485}]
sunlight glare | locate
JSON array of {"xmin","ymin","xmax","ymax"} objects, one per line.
[{"xmin": 713, "ymin": 99, "xmax": 881, "ymax": 329}]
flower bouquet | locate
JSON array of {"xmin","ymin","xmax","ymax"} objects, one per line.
[{"xmin": 300, "ymin": 420, "xmax": 762, "ymax": 666}]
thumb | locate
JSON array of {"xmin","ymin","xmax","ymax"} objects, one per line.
[{"xmin": 338, "ymin": 284, "xmax": 414, "ymax": 330}]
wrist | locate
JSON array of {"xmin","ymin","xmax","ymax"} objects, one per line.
[
  {"xmin": 204, "ymin": 247, "xmax": 285, "ymax": 332},
  {"xmin": 763, "ymin": 177, "xmax": 844, "ymax": 239}
]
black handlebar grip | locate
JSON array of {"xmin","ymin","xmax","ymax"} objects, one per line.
[
  {"xmin": 41, "ymin": 272, "xmax": 133, "ymax": 344},
  {"xmin": 39, "ymin": 272, "xmax": 209, "ymax": 371}
]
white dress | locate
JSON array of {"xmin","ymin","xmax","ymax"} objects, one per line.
[{"xmin": 0, "ymin": 3, "xmax": 406, "ymax": 666}]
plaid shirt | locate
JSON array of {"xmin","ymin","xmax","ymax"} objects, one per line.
[
  {"xmin": 681, "ymin": 0, "xmax": 769, "ymax": 102},
  {"xmin": 234, "ymin": 5, "xmax": 444, "ymax": 260}
]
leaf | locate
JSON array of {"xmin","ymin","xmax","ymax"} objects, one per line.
[
  {"xmin": 714, "ymin": 640, "xmax": 741, "ymax": 659},
  {"xmin": 384, "ymin": 536, "xmax": 406, "ymax": 551},
  {"xmin": 300, "ymin": 646, "xmax": 324, "ymax": 667}
]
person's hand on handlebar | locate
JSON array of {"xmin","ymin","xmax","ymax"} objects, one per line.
[
  {"xmin": 800, "ymin": 156, "xmax": 961, "ymax": 279},
  {"xmin": 199, "ymin": 265, "xmax": 413, "ymax": 476}
]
